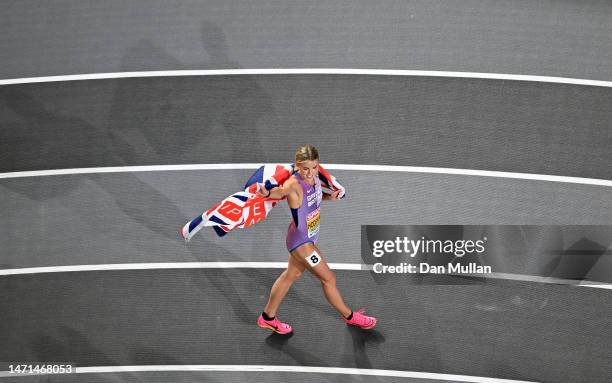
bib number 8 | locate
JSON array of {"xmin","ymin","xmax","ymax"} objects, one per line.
[{"xmin": 306, "ymin": 251, "xmax": 321, "ymax": 267}]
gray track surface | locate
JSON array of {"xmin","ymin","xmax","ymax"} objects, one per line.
[
  {"xmin": 0, "ymin": 372, "xmax": 473, "ymax": 383},
  {"xmin": 2, "ymin": 76, "xmax": 612, "ymax": 179},
  {"xmin": 1, "ymin": 171, "xmax": 612, "ymax": 282},
  {"xmin": 1, "ymin": 0, "xmax": 612, "ymax": 80},
  {"xmin": 2, "ymin": 270, "xmax": 611, "ymax": 383},
  {"xmin": 2, "ymin": 3, "xmax": 611, "ymax": 383}
]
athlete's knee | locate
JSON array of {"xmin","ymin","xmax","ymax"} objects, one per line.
[
  {"xmin": 286, "ymin": 268, "xmax": 303, "ymax": 282},
  {"xmin": 320, "ymin": 271, "xmax": 337, "ymax": 287}
]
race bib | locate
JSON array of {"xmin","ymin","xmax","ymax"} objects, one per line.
[
  {"xmin": 306, "ymin": 250, "xmax": 322, "ymax": 267},
  {"xmin": 306, "ymin": 208, "xmax": 320, "ymax": 238}
]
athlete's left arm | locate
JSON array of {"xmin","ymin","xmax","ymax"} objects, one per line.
[{"xmin": 323, "ymin": 190, "xmax": 341, "ymax": 200}]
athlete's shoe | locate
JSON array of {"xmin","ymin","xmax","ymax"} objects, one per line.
[
  {"xmin": 343, "ymin": 309, "xmax": 377, "ymax": 329},
  {"xmin": 257, "ymin": 314, "xmax": 293, "ymax": 334}
]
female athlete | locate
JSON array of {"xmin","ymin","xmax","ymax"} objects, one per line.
[{"xmin": 256, "ymin": 144, "xmax": 377, "ymax": 334}]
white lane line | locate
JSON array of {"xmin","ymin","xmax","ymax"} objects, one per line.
[
  {"xmin": 0, "ymin": 163, "xmax": 263, "ymax": 179},
  {"xmin": 1, "ymin": 262, "xmax": 610, "ymax": 290},
  {"xmin": 1, "ymin": 163, "xmax": 611, "ymax": 187},
  {"xmin": 0, "ymin": 68, "xmax": 610, "ymax": 88},
  {"xmin": 0, "ymin": 365, "xmax": 540, "ymax": 382},
  {"xmin": 461, "ymin": 272, "xmax": 612, "ymax": 290},
  {"xmin": 0, "ymin": 262, "xmax": 358, "ymax": 276}
]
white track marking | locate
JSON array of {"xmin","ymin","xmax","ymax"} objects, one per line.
[
  {"xmin": 0, "ymin": 262, "xmax": 610, "ymax": 290},
  {"xmin": 459, "ymin": 272, "xmax": 612, "ymax": 290},
  {"xmin": 0, "ymin": 68, "xmax": 610, "ymax": 87},
  {"xmin": 0, "ymin": 262, "xmax": 291, "ymax": 275},
  {"xmin": 0, "ymin": 164, "xmax": 263, "ymax": 179},
  {"xmin": 0, "ymin": 364, "xmax": 540, "ymax": 382},
  {"xmin": 1, "ymin": 163, "xmax": 611, "ymax": 187},
  {"xmin": 0, "ymin": 262, "xmax": 359, "ymax": 276}
]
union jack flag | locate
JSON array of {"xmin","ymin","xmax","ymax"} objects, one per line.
[{"xmin": 180, "ymin": 164, "xmax": 345, "ymax": 241}]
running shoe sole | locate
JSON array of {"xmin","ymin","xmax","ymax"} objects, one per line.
[{"xmin": 257, "ymin": 323, "xmax": 292, "ymax": 334}]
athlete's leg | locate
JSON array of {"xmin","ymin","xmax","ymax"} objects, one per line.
[
  {"xmin": 291, "ymin": 243, "xmax": 352, "ymax": 318},
  {"xmin": 263, "ymin": 251, "xmax": 306, "ymax": 317}
]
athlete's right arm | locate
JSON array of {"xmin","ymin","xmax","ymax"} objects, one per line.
[{"xmin": 258, "ymin": 177, "xmax": 298, "ymax": 201}]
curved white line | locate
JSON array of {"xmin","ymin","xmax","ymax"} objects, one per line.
[
  {"xmin": 0, "ymin": 364, "xmax": 539, "ymax": 382},
  {"xmin": 0, "ymin": 262, "xmax": 358, "ymax": 276},
  {"xmin": 0, "ymin": 262, "xmax": 292, "ymax": 275},
  {"xmin": 1, "ymin": 262, "xmax": 610, "ymax": 290},
  {"xmin": 0, "ymin": 68, "xmax": 610, "ymax": 87},
  {"xmin": 1, "ymin": 163, "xmax": 611, "ymax": 187}
]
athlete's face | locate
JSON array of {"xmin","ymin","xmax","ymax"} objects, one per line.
[{"xmin": 296, "ymin": 160, "xmax": 319, "ymax": 183}]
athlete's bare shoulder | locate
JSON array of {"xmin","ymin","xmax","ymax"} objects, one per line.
[{"xmin": 283, "ymin": 175, "xmax": 300, "ymax": 191}]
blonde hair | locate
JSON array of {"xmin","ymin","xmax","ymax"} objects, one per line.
[{"xmin": 295, "ymin": 144, "xmax": 319, "ymax": 163}]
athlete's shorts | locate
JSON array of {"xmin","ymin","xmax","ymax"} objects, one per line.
[{"xmin": 286, "ymin": 222, "xmax": 319, "ymax": 252}]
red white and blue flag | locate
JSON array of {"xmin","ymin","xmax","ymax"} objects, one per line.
[{"xmin": 180, "ymin": 164, "xmax": 345, "ymax": 241}]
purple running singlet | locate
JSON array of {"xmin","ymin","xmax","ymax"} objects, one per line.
[{"xmin": 285, "ymin": 172, "xmax": 323, "ymax": 252}]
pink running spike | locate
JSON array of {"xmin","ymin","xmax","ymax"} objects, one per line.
[
  {"xmin": 257, "ymin": 314, "xmax": 293, "ymax": 334},
  {"xmin": 342, "ymin": 309, "xmax": 377, "ymax": 329}
]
